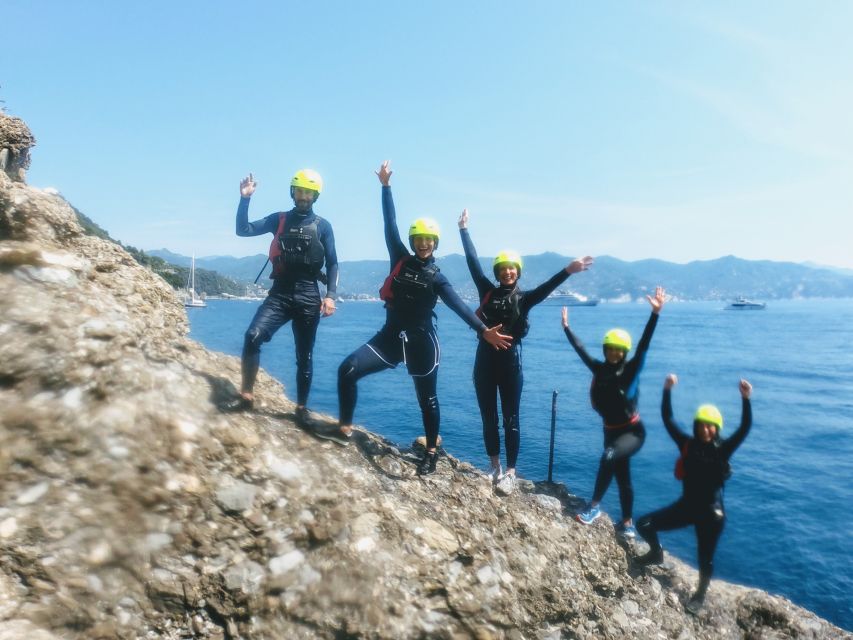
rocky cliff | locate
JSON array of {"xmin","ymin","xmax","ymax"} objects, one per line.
[{"xmin": 1, "ymin": 154, "xmax": 849, "ymax": 639}]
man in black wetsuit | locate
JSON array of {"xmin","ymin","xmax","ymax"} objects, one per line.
[
  {"xmin": 315, "ymin": 161, "xmax": 511, "ymax": 476},
  {"xmin": 636, "ymin": 374, "xmax": 753, "ymax": 615},
  {"xmin": 223, "ymin": 170, "xmax": 338, "ymax": 423},
  {"xmin": 459, "ymin": 208, "xmax": 593, "ymax": 495}
]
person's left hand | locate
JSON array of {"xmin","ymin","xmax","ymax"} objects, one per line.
[
  {"xmin": 646, "ymin": 286, "xmax": 666, "ymax": 314},
  {"xmin": 321, "ymin": 297, "xmax": 336, "ymax": 317},
  {"xmin": 566, "ymin": 255, "xmax": 594, "ymax": 275},
  {"xmin": 739, "ymin": 379, "xmax": 752, "ymax": 399}
]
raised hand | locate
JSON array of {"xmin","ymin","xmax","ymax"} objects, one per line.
[
  {"xmin": 646, "ymin": 285, "xmax": 666, "ymax": 314},
  {"xmin": 739, "ymin": 379, "xmax": 752, "ymax": 399},
  {"xmin": 561, "ymin": 306, "xmax": 569, "ymax": 329},
  {"xmin": 376, "ymin": 160, "xmax": 393, "ymax": 186},
  {"xmin": 458, "ymin": 209, "xmax": 469, "ymax": 230},
  {"xmin": 664, "ymin": 373, "xmax": 678, "ymax": 389},
  {"xmin": 566, "ymin": 255, "xmax": 594, "ymax": 275},
  {"xmin": 483, "ymin": 324, "xmax": 513, "ymax": 350},
  {"xmin": 240, "ymin": 173, "xmax": 257, "ymax": 197}
]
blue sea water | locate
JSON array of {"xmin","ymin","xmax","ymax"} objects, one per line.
[{"xmin": 188, "ymin": 298, "xmax": 853, "ymax": 630}]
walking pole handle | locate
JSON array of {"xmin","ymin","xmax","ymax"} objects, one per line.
[{"xmin": 253, "ymin": 258, "xmax": 270, "ymax": 284}]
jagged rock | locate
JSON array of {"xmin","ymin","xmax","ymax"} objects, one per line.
[
  {"xmin": 0, "ymin": 113, "xmax": 35, "ymax": 182},
  {"xmin": 0, "ymin": 128, "xmax": 850, "ymax": 639}
]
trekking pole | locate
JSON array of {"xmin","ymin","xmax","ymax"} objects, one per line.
[
  {"xmin": 253, "ymin": 258, "xmax": 270, "ymax": 284},
  {"xmin": 547, "ymin": 390, "xmax": 558, "ymax": 483}
]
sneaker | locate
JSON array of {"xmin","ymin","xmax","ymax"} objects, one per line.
[
  {"xmin": 495, "ymin": 473, "xmax": 516, "ymax": 496},
  {"xmin": 295, "ymin": 406, "xmax": 312, "ymax": 426},
  {"xmin": 221, "ymin": 396, "xmax": 253, "ymax": 413},
  {"xmin": 576, "ymin": 504, "xmax": 601, "ymax": 525},
  {"xmin": 635, "ymin": 547, "xmax": 664, "ymax": 566},
  {"xmin": 313, "ymin": 424, "xmax": 352, "ymax": 446},
  {"xmin": 489, "ymin": 463, "xmax": 504, "ymax": 484},
  {"xmin": 615, "ymin": 522, "xmax": 637, "ymax": 539},
  {"xmin": 417, "ymin": 451, "xmax": 438, "ymax": 476}
]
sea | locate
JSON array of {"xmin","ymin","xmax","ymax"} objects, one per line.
[{"xmin": 187, "ymin": 297, "xmax": 853, "ymax": 630}]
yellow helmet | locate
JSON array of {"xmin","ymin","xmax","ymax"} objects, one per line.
[
  {"xmin": 602, "ymin": 328, "xmax": 632, "ymax": 352},
  {"xmin": 408, "ymin": 218, "xmax": 440, "ymax": 251},
  {"xmin": 290, "ymin": 169, "xmax": 323, "ymax": 199},
  {"xmin": 493, "ymin": 250, "xmax": 523, "ymax": 279},
  {"xmin": 694, "ymin": 404, "xmax": 723, "ymax": 430}
]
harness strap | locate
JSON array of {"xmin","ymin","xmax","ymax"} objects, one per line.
[{"xmin": 604, "ymin": 413, "xmax": 641, "ymax": 429}]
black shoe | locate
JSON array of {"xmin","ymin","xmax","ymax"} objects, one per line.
[
  {"xmin": 685, "ymin": 593, "xmax": 705, "ymax": 616},
  {"xmin": 313, "ymin": 424, "xmax": 352, "ymax": 446},
  {"xmin": 417, "ymin": 451, "xmax": 438, "ymax": 476},
  {"xmin": 295, "ymin": 406, "xmax": 311, "ymax": 426},
  {"xmin": 636, "ymin": 547, "xmax": 664, "ymax": 566},
  {"xmin": 221, "ymin": 396, "xmax": 253, "ymax": 413}
]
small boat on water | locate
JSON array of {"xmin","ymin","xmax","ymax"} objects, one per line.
[
  {"xmin": 725, "ymin": 297, "xmax": 766, "ymax": 310},
  {"xmin": 546, "ymin": 291, "xmax": 599, "ymax": 306},
  {"xmin": 184, "ymin": 255, "xmax": 207, "ymax": 308}
]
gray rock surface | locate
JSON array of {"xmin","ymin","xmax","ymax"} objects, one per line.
[{"xmin": 1, "ymin": 145, "xmax": 850, "ymax": 638}]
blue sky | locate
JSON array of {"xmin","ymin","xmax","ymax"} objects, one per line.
[{"xmin": 5, "ymin": 1, "xmax": 852, "ymax": 267}]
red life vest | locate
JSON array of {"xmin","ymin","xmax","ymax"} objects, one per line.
[{"xmin": 268, "ymin": 212, "xmax": 325, "ymax": 279}]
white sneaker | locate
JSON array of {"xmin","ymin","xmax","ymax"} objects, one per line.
[
  {"xmin": 495, "ymin": 473, "xmax": 516, "ymax": 496},
  {"xmin": 489, "ymin": 463, "xmax": 503, "ymax": 484}
]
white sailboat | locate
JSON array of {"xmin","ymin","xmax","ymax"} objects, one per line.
[{"xmin": 184, "ymin": 255, "xmax": 207, "ymax": 308}]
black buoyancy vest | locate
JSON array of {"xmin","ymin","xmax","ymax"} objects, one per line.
[
  {"xmin": 477, "ymin": 287, "xmax": 527, "ymax": 338},
  {"xmin": 590, "ymin": 365, "xmax": 637, "ymax": 425},
  {"xmin": 379, "ymin": 256, "xmax": 439, "ymax": 312},
  {"xmin": 269, "ymin": 213, "xmax": 325, "ymax": 278}
]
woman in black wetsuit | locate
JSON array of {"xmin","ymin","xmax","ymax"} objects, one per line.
[
  {"xmin": 458, "ymin": 209, "xmax": 593, "ymax": 495},
  {"xmin": 316, "ymin": 162, "xmax": 511, "ymax": 475},
  {"xmin": 562, "ymin": 286, "xmax": 666, "ymax": 537},
  {"xmin": 636, "ymin": 374, "xmax": 753, "ymax": 615}
]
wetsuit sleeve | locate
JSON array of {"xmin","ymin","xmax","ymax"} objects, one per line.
[
  {"xmin": 459, "ymin": 228, "xmax": 493, "ymax": 297},
  {"xmin": 320, "ymin": 219, "xmax": 338, "ymax": 297},
  {"xmin": 435, "ymin": 273, "xmax": 488, "ymax": 334},
  {"xmin": 631, "ymin": 311, "xmax": 659, "ymax": 367},
  {"xmin": 661, "ymin": 387, "xmax": 690, "ymax": 447},
  {"xmin": 382, "ymin": 186, "xmax": 408, "ymax": 265},
  {"xmin": 563, "ymin": 326, "xmax": 597, "ymax": 372},
  {"xmin": 235, "ymin": 197, "xmax": 278, "ymax": 236},
  {"xmin": 721, "ymin": 397, "xmax": 752, "ymax": 457},
  {"xmin": 522, "ymin": 269, "xmax": 571, "ymax": 311}
]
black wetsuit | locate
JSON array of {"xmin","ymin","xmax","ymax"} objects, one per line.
[
  {"xmin": 564, "ymin": 312, "xmax": 658, "ymax": 520},
  {"xmin": 637, "ymin": 388, "xmax": 752, "ymax": 590},
  {"xmin": 461, "ymin": 228, "xmax": 571, "ymax": 470},
  {"xmin": 337, "ymin": 186, "xmax": 489, "ymax": 449},
  {"xmin": 236, "ymin": 197, "xmax": 338, "ymax": 406}
]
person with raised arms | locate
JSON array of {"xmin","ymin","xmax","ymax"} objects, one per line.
[
  {"xmin": 315, "ymin": 162, "xmax": 511, "ymax": 476},
  {"xmin": 223, "ymin": 170, "xmax": 338, "ymax": 423},
  {"xmin": 458, "ymin": 208, "xmax": 593, "ymax": 494},
  {"xmin": 561, "ymin": 286, "xmax": 666, "ymax": 537},
  {"xmin": 636, "ymin": 375, "xmax": 753, "ymax": 615}
]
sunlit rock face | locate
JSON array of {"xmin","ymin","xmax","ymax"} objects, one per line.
[{"xmin": 1, "ymin": 121, "xmax": 849, "ymax": 640}]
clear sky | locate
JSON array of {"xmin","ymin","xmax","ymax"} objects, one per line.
[{"xmin": 4, "ymin": 1, "xmax": 852, "ymax": 267}]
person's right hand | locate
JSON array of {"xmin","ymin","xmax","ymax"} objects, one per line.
[
  {"xmin": 240, "ymin": 173, "xmax": 257, "ymax": 197},
  {"xmin": 482, "ymin": 324, "xmax": 513, "ymax": 350},
  {"xmin": 458, "ymin": 209, "xmax": 469, "ymax": 230},
  {"xmin": 561, "ymin": 306, "xmax": 569, "ymax": 329},
  {"xmin": 376, "ymin": 160, "xmax": 392, "ymax": 186},
  {"xmin": 739, "ymin": 379, "xmax": 752, "ymax": 399},
  {"xmin": 664, "ymin": 373, "xmax": 678, "ymax": 389}
]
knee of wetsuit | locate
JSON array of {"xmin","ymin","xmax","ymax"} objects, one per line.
[
  {"xmin": 503, "ymin": 415, "xmax": 520, "ymax": 434},
  {"xmin": 338, "ymin": 356, "xmax": 358, "ymax": 382},
  {"xmin": 419, "ymin": 394, "xmax": 439, "ymax": 413},
  {"xmin": 244, "ymin": 327, "xmax": 266, "ymax": 351},
  {"xmin": 601, "ymin": 446, "xmax": 617, "ymax": 464}
]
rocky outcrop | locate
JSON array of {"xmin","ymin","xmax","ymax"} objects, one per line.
[
  {"xmin": 1, "ymin": 162, "xmax": 850, "ymax": 639},
  {"xmin": 0, "ymin": 113, "xmax": 35, "ymax": 182}
]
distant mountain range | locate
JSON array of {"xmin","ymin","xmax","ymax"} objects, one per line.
[{"xmin": 148, "ymin": 249, "xmax": 853, "ymax": 301}]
